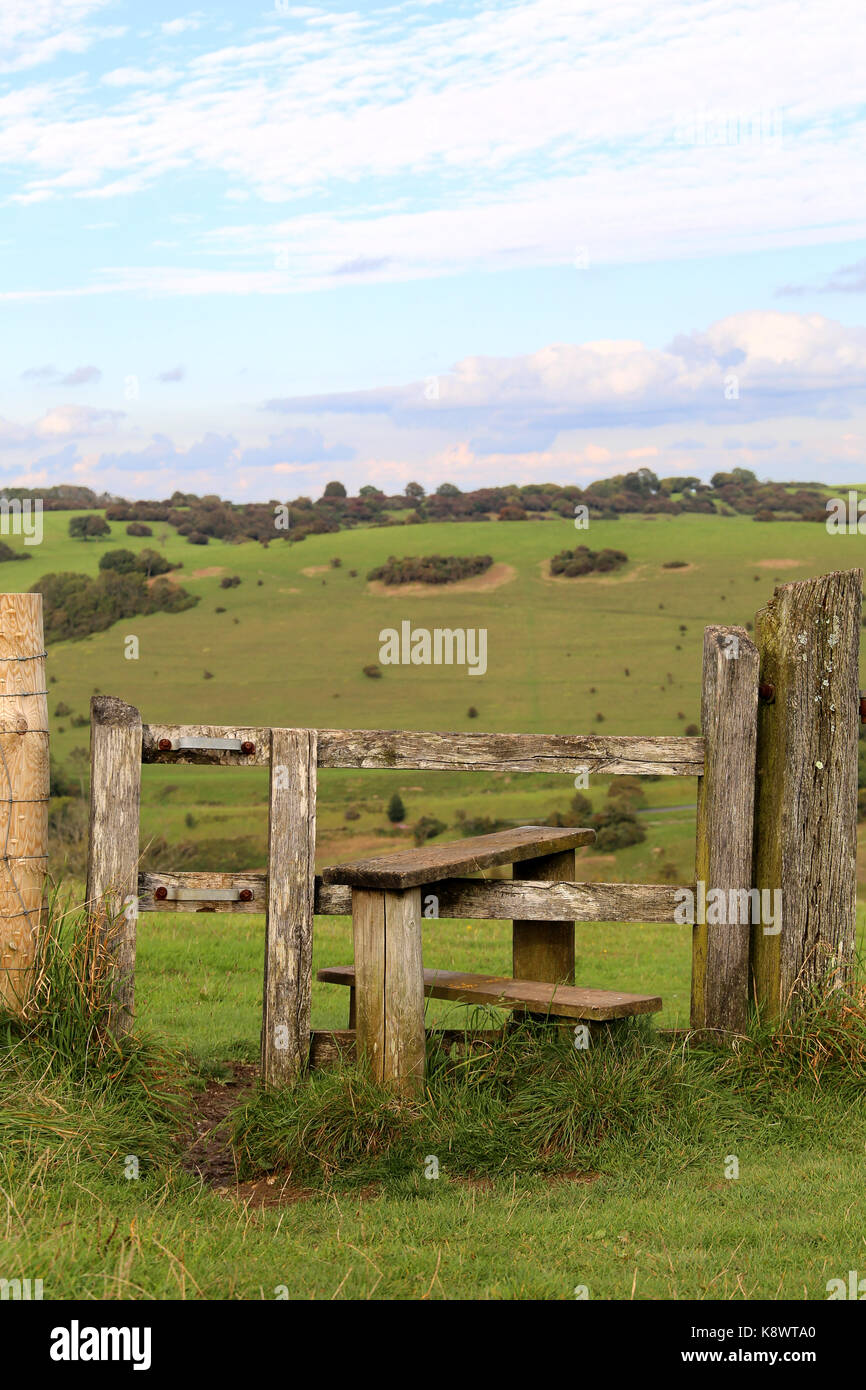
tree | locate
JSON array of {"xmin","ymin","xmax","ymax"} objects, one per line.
[
  {"xmin": 69, "ymin": 514, "xmax": 110, "ymax": 540},
  {"xmin": 405, "ymin": 481, "xmax": 425, "ymax": 500},
  {"xmin": 323, "ymin": 481, "xmax": 347, "ymax": 498},
  {"xmin": 436, "ymin": 482, "xmax": 461, "ymax": 497},
  {"xmin": 99, "ymin": 549, "xmax": 138, "ymax": 573},
  {"xmin": 387, "ymin": 792, "xmax": 406, "ymax": 823}
]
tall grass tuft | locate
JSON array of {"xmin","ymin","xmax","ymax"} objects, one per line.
[{"xmin": 0, "ymin": 885, "xmax": 189, "ymax": 1175}]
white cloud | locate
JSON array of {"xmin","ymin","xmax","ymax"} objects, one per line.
[{"xmin": 0, "ymin": 0, "xmax": 864, "ymax": 289}]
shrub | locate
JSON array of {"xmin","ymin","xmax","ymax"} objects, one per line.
[
  {"xmin": 35, "ymin": 569, "xmax": 198, "ymax": 643},
  {"xmin": 344, "ymin": 807, "xmax": 360, "ymax": 821},
  {"xmin": 219, "ymin": 575, "xmax": 241, "ymax": 589},
  {"xmin": 413, "ymin": 815, "xmax": 446, "ymax": 845},
  {"xmin": 330, "ymin": 556, "xmax": 342, "ymax": 568},
  {"xmin": 54, "ymin": 702, "xmax": 72, "ymax": 718},
  {"xmin": 367, "ymin": 554, "xmax": 493, "ymax": 586},
  {"xmin": 662, "ymin": 559, "xmax": 688, "ymax": 568},
  {"xmin": 188, "ymin": 531, "xmax": 209, "ymax": 545},
  {"xmin": 0, "ymin": 542, "xmax": 29, "ymax": 563},
  {"xmin": 387, "ymin": 793, "xmax": 406, "ymax": 824},
  {"xmin": 684, "ymin": 722, "xmax": 700, "ymax": 736},
  {"xmin": 125, "ymin": 522, "xmax": 152, "ymax": 537},
  {"xmin": 362, "ymin": 663, "xmax": 382, "ymax": 679},
  {"xmin": 589, "ymin": 806, "xmax": 647, "ymax": 851},
  {"xmin": 549, "ymin": 545, "xmax": 628, "ymax": 577},
  {"xmin": 467, "ymin": 706, "xmax": 479, "ymax": 718}
]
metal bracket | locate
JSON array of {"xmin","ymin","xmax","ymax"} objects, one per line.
[
  {"xmin": 154, "ymin": 886, "xmax": 254, "ymax": 902},
  {"xmin": 157, "ymin": 736, "xmax": 255, "ymax": 754}
]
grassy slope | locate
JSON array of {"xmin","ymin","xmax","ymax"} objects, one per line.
[{"xmin": 1, "ymin": 507, "xmax": 864, "ymax": 1299}]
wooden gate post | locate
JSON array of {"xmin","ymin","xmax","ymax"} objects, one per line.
[
  {"xmin": 85, "ymin": 696, "xmax": 142, "ymax": 1035},
  {"xmin": 0, "ymin": 593, "xmax": 49, "ymax": 1016},
  {"xmin": 691, "ymin": 625, "xmax": 759, "ymax": 1035},
  {"xmin": 752, "ymin": 570, "xmax": 861, "ymax": 1018},
  {"xmin": 261, "ymin": 727, "xmax": 317, "ymax": 1085}
]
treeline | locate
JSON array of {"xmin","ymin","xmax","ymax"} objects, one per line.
[
  {"xmin": 367, "ymin": 554, "xmax": 493, "ymax": 585},
  {"xmin": 24, "ymin": 466, "xmax": 833, "ymax": 552},
  {"xmin": 35, "ymin": 570, "xmax": 198, "ymax": 642}
]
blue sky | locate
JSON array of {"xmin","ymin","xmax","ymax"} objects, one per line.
[{"xmin": 1, "ymin": 0, "xmax": 866, "ymax": 499}]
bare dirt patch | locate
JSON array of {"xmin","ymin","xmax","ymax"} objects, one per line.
[
  {"xmin": 301, "ymin": 565, "xmax": 331, "ymax": 577},
  {"xmin": 367, "ymin": 561, "xmax": 516, "ymax": 596},
  {"xmin": 754, "ymin": 558, "xmax": 809, "ymax": 569}
]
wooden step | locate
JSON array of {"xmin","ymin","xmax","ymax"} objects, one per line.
[
  {"xmin": 321, "ymin": 825, "xmax": 595, "ymax": 890},
  {"xmin": 317, "ymin": 965, "xmax": 661, "ymax": 1021}
]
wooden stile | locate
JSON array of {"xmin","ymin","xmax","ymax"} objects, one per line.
[
  {"xmin": 85, "ymin": 697, "xmax": 142, "ymax": 1034},
  {"xmin": 0, "ymin": 593, "xmax": 49, "ymax": 1015},
  {"xmin": 691, "ymin": 626, "xmax": 759, "ymax": 1035},
  {"xmin": 261, "ymin": 727, "xmax": 317, "ymax": 1085}
]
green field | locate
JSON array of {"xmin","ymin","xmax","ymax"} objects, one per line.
[{"xmin": 1, "ymin": 507, "xmax": 864, "ymax": 1300}]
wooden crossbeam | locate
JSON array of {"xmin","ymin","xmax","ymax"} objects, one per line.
[
  {"xmin": 138, "ymin": 871, "xmax": 691, "ymax": 923},
  {"xmin": 141, "ymin": 724, "xmax": 704, "ymax": 776}
]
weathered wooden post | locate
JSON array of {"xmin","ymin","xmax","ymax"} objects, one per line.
[
  {"xmin": 752, "ymin": 570, "xmax": 861, "ymax": 1018},
  {"xmin": 691, "ymin": 625, "xmax": 760, "ymax": 1035},
  {"xmin": 261, "ymin": 727, "xmax": 317, "ymax": 1084},
  {"xmin": 85, "ymin": 696, "xmax": 142, "ymax": 1034},
  {"xmin": 0, "ymin": 593, "xmax": 49, "ymax": 1015}
]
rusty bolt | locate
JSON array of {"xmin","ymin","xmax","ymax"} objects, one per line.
[
  {"xmin": 239, "ymin": 888, "xmax": 253, "ymax": 902},
  {"xmin": 158, "ymin": 738, "xmax": 172, "ymax": 751},
  {"xmin": 758, "ymin": 682, "xmax": 776, "ymax": 703},
  {"xmin": 154, "ymin": 886, "xmax": 168, "ymax": 900},
  {"xmin": 240, "ymin": 740, "xmax": 255, "ymax": 755}
]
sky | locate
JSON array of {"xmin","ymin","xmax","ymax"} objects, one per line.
[{"xmin": 1, "ymin": 0, "xmax": 866, "ymax": 500}]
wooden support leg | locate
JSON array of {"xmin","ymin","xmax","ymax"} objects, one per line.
[
  {"xmin": 353, "ymin": 886, "xmax": 425, "ymax": 1092},
  {"xmin": 512, "ymin": 849, "xmax": 575, "ymax": 1020}
]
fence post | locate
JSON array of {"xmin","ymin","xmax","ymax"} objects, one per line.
[
  {"xmin": 0, "ymin": 593, "xmax": 48, "ymax": 1016},
  {"xmin": 752, "ymin": 569, "xmax": 861, "ymax": 1018},
  {"xmin": 691, "ymin": 625, "xmax": 759, "ymax": 1035},
  {"xmin": 262, "ymin": 727, "xmax": 317, "ymax": 1084},
  {"xmin": 85, "ymin": 696, "xmax": 142, "ymax": 1035}
]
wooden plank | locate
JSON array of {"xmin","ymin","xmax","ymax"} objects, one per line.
[
  {"xmin": 318, "ymin": 965, "xmax": 662, "ymax": 1021},
  {"xmin": 431, "ymin": 878, "xmax": 689, "ymax": 923},
  {"xmin": 309, "ymin": 1029, "xmax": 356, "ymax": 1069},
  {"xmin": 261, "ymin": 727, "xmax": 317, "ymax": 1086},
  {"xmin": 513, "ymin": 849, "xmax": 575, "ymax": 989},
  {"xmin": 383, "ymin": 888, "xmax": 426, "ymax": 1092},
  {"xmin": 85, "ymin": 697, "xmax": 142, "ymax": 1035},
  {"xmin": 142, "ymin": 723, "xmax": 705, "ymax": 776},
  {"xmin": 139, "ymin": 872, "xmax": 688, "ymax": 923},
  {"xmin": 322, "ymin": 825, "xmax": 595, "ymax": 889},
  {"xmin": 0, "ymin": 593, "xmax": 48, "ymax": 1016},
  {"xmin": 752, "ymin": 570, "xmax": 861, "ymax": 1018},
  {"xmin": 690, "ymin": 626, "xmax": 759, "ymax": 1035},
  {"xmin": 352, "ymin": 889, "xmax": 386, "ymax": 1081}
]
